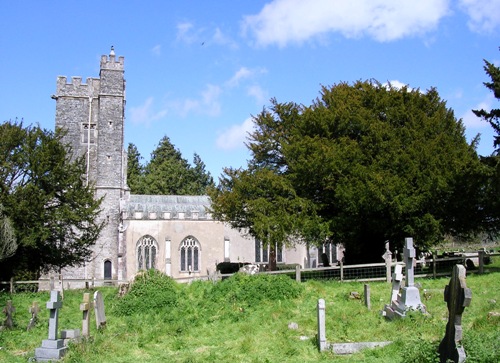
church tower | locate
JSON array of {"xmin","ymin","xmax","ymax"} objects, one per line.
[{"xmin": 54, "ymin": 48, "xmax": 127, "ymax": 283}]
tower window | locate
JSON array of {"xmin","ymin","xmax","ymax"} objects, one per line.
[{"xmin": 82, "ymin": 123, "xmax": 97, "ymax": 144}]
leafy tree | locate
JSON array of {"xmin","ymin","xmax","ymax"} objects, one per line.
[
  {"xmin": 210, "ymin": 81, "xmax": 489, "ymax": 262},
  {"xmin": 0, "ymin": 204, "xmax": 17, "ymax": 261},
  {"xmin": 473, "ymin": 48, "xmax": 500, "ymax": 153},
  {"xmin": 472, "ymin": 48, "xmax": 500, "ymax": 237},
  {"xmin": 127, "ymin": 143, "xmax": 146, "ymax": 194},
  {"xmin": 141, "ymin": 136, "xmax": 214, "ymax": 195},
  {"xmin": 0, "ymin": 120, "xmax": 104, "ymax": 279}
]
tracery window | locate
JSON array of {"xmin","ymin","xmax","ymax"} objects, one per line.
[
  {"xmin": 179, "ymin": 236, "xmax": 200, "ymax": 272},
  {"xmin": 255, "ymin": 240, "xmax": 283, "ymax": 263},
  {"xmin": 137, "ymin": 235, "xmax": 158, "ymax": 271}
]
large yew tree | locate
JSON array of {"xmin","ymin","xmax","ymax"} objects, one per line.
[
  {"xmin": 0, "ymin": 120, "xmax": 104, "ymax": 279},
  {"xmin": 209, "ymin": 81, "xmax": 490, "ymax": 262},
  {"xmin": 127, "ymin": 136, "xmax": 214, "ymax": 195}
]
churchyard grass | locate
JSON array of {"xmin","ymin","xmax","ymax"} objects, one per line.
[{"xmin": 0, "ymin": 260, "xmax": 499, "ymax": 363}]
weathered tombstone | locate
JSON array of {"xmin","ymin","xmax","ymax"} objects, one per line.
[
  {"xmin": 317, "ymin": 299, "xmax": 327, "ymax": 352},
  {"xmin": 438, "ymin": 265, "xmax": 472, "ymax": 363},
  {"xmin": 94, "ymin": 291, "xmax": 107, "ymax": 329},
  {"xmin": 364, "ymin": 284, "xmax": 371, "ymax": 310},
  {"xmin": 382, "ymin": 241, "xmax": 392, "ymax": 283},
  {"xmin": 2, "ymin": 300, "xmax": 16, "ymax": 329},
  {"xmin": 35, "ymin": 290, "xmax": 68, "ymax": 362},
  {"xmin": 27, "ymin": 301, "xmax": 40, "ymax": 331},
  {"xmin": 80, "ymin": 293, "xmax": 92, "ymax": 337}
]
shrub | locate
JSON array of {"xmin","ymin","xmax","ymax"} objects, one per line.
[
  {"xmin": 114, "ymin": 269, "xmax": 179, "ymax": 316},
  {"xmin": 210, "ymin": 272, "xmax": 303, "ymax": 306}
]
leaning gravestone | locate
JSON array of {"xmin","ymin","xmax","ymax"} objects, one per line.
[
  {"xmin": 80, "ymin": 292, "xmax": 92, "ymax": 337},
  {"xmin": 35, "ymin": 290, "xmax": 68, "ymax": 362},
  {"xmin": 27, "ymin": 301, "xmax": 40, "ymax": 331},
  {"xmin": 2, "ymin": 300, "xmax": 15, "ymax": 329},
  {"xmin": 438, "ymin": 265, "xmax": 472, "ymax": 363},
  {"xmin": 94, "ymin": 291, "xmax": 107, "ymax": 329}
]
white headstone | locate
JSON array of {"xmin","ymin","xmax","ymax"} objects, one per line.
[{"xmin": 94, "ymin": 291, "xmax": 107, "ymax": 329}]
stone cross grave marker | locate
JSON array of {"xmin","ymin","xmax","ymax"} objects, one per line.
[
  {"xmin": 3, "ymin": 300, "xmax": 15, "ymax": 329},
  {"xmin": 35, "ymin": 290, "xmax": 67, "ymax": 362},
  {"xmin": 382, "ymin": 241, "xmax": 392, "ymax": 282},
  {"xmin": 438, "ymin": 264, "xmax": 472, "ymax": 363},
  {"xmin": 94, "ymin": 291, "xmax": 107, "ymax": 329},
  {"xmin": 27, "ymin": 301, "xmax": 40, "ymax": 331},
  {"xmin": 80, "ymin": 293, "xmax": 92, "ymax": 337},
  {"xmin": 399, "ymin": 237, "xmax": 425, "ymax": 312}
]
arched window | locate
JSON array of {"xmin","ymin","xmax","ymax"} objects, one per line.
[
  {"xmin": 179, "ymin": 236, "xmax": 200, "ymax": 272},
  {"xmin": 104, "ymin": 260, "xmax": 112, "ymax": 280},
  {"xmin": 137, "ymin": 235, "xmax": 158, "ymax": 271}
]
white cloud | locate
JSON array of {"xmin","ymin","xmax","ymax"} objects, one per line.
[
  {"xmin": 247, "ymin": 84, "xmax": 268, "ymax": 105},
  {"xmin": 173, "ymin": 84, "xmax": 222, "ymax": 117},
  {"xmin": 226, "ymin": 67, "xmax": 253, "ymax": 88},
  {"xmin": 383, "ymin": 80, "xmax": 408, "ymax": 89},
  {"xmin": 216, "ymin": 118, "xmax": 255, "ymax": 150},
  {"xmin": 129, "ymin": 97, "xmax": 168, "ymax": 125},
  {"xmin": 151, "ymin": 45, "xmax": 161, "ymax": 56},
  {"xmin": 459, "ymin": 0, "xmax": 500, "ymax": 33},
  {"xmin": 242, "ymin": 0, "xmax": 450, "ymax": 47},
  {"xmin": 461, "ymin": 94, "xmax": 495, "ymax": 129},
  {"xmin": 212, "ymin": 27, "xmax": 239, "ymax": 49},
  {"xmin": 176, "ymin": 22, "xmax": 201, "ymax": 45}
]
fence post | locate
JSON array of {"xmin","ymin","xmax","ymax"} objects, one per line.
[
  {"xmin": 317, "ymin": 299, "xmax": 327, "ymax": 351},
  {"xmin": 295, "ymin": 265, "xmax": 301, "ymax": 283},
  {"xmin": 340, "ymin": 260, "xmax": 344, "ymax": 281},
  {"xmin": 478, "ymin": 249, "xmax": 485, "ymax": 274},
  {"xmin": 433, "ymin": 251, "xmax": 437, "ymax": 278}
]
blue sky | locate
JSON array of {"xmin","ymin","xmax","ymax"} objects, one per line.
[{"xmin": 1, "ymin": 1, "xmax": 499, "ymax": 179}]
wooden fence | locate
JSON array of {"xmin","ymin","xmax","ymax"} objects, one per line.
[{"xmin": 1, "ymin": 250, "xmax": 498, "ymax": 293}]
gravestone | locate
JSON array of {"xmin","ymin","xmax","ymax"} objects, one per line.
[
  {"xmin": 317, "ymin": 299, "xmax": 327, "ymax": 351},
  {"xmin": 2, "ymin": 300, "xmax": 15, "ymax": 329},
  {"xmin": 27, "ymin": 301, "xmax": 40, "ymax": 331},
  {"xmin": 382, "ymin": 238, "xmax": 426, "ymax": 319},
  {"xmin": 35, "ymin": 290, "xmax": 68, "ymax": 362},
  {"xmin": 80, "ymin": 292, "xmax": 92, "ymax": 337},
  {"xmin": 438, "ymin": 265, "xmax": 472, "ymax": 363},
  {"xmin": 94, "ymin": 291, "xmax": 107, "ymax": 329},
  {"xmin": 364, "ymin": 284, "xmax": 371, "ymax": 310},
  {"xmin": 382, "ymin": 241, "xmax": 392, "ymax": 282}
]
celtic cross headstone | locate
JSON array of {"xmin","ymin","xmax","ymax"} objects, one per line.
[{"xmin": 438, "ymin": 265, "xmax": 472, "ymax": 363}]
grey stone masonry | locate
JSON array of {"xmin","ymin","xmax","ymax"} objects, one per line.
[{"xmin": 54, "ymin": 47, "xmax": 127, "ymax": 284}]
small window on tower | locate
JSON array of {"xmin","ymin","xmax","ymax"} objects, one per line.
[{"xmin": 82, "ymin": 123, "xmax": 97, "ymax": 144}]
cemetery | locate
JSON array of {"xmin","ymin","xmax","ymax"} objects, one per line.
[{"xmin": 0, "ymin": 249, "xmax": 498, "ymax": 362}]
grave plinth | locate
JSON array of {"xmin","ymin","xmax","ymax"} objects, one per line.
[
  {"xmin": 35, "ymin": 290, "xmax": 67, "ymax": 362},
  {"xmin": 382, "ymin": 237, "xmax": 426, "ymax": 319}
]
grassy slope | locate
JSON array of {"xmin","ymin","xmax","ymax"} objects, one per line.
[{"xmin": 1, "ymin": 261, "xmax": 499, "ymax": 363}]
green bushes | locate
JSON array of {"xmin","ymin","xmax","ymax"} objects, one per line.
[
  {"xmin": 209, "ymin": 272, "xmax": 303, "ymax": 306},
  {"xmin": 114, "ymin": 269, "xmax": 179, "ymax": 316}
]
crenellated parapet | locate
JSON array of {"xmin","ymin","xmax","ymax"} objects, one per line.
[
  {"xmin": 55, "ymin": 76, "xmax": 100, "ymax": 98},
  {"xmin": 100, "ymin": 46, "xmax": 124, "ymax": 71}
]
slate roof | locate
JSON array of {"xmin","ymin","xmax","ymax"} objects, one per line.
[{"xmin": 121, "ymin": 194, "xmax": 212, "ymax": 219}]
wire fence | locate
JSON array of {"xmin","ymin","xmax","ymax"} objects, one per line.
[{"xmin": 1, "ymin": 250, "xmax": 498, "ymax": 293}]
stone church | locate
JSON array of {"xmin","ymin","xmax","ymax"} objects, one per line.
[{"xmin": 53, "ymin": 49, "xmax": 341, "ymax": 285}]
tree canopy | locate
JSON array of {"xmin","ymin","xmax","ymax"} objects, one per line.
[
  {"xmin": 127, "ymin": 137, "xmax": 214, "ymax": 195},
  {"xmin": 0, "ymin": 120, "xmax": 104, "ymax": 279},
  {"xmin": 209, "ymin": 80, "xmax": 491, "ymax": 262},
  {"xmin": 473, "ymin": 48, "xmax": 500, "ymax": 154}
]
